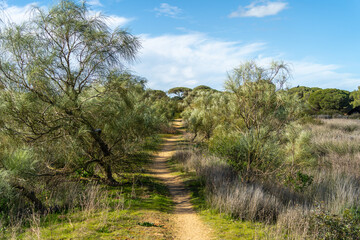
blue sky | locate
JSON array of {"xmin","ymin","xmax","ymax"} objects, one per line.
[{"xmin": 2, "ymin": 0, "xmax": 360, "ymax": 91}]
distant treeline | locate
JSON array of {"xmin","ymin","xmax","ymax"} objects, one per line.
[{"xmin": 164, "ymin": 85, "xmax": 360, "ymax": 116}]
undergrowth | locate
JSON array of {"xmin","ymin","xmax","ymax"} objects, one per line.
[
  {"xmin": 171, "ymin": 119, "xmax": 360, "ymax": 239},
  {"xmin": 169, "ymin": 143, "xmax": 267, "ymax": 240},
  {"xmin": 1, "ymin": 174, "xmax": 174, "ymax": 240},
  {"xmin": 0, "ymin": 134, "xmax": 174, "ymax": 240}
]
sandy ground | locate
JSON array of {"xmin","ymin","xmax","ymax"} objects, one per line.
[{"xmin": 150, "ymin": 119, "xmax": 213, "ymax": 240}]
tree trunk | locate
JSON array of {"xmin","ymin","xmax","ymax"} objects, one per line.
[
  {"xmin": 14, "ymin": 184, "xmax": 46, "ymax": 213},
  {"xmin": 96, "ymin": 160, "xmax": 119, "ymax": 186},
  {"xmin": 104, "ymin": 163, "xmax": 119, "ymax": 186},
  {"xmin": 89, "ymin": 129, "xmax": 119, "ymax": 185},
  {"xmin": 90, "ymin": 131, "xmax": 111, "ymax": 157}
]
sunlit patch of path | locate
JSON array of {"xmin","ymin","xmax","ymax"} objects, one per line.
[{"xmin": 150, "ymin": 119, "xmax": 213, "ymax": 240}]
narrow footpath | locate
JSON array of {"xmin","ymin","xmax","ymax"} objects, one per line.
[{"xmin": 150, "ymin": 119, "xmax": 213, "ymax": 240}]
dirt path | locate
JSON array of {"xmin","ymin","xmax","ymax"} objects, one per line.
[{"xmin": 150, "ymin": 119, "xmax": 213, "ymax": 240}]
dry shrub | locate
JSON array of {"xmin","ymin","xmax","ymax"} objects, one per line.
[
  {"xmin": 173, "ymin": 146, "xmax": 360, "ymax": 237},
  {"xmin": 45, "ymin": 180, "xmax": 85, "ymax": 211},
  {"xmin": 0, "ymin": 182, "xmax": 125, "ymax": 238},
  {"xmin": 28, "ymin": 211, "xmax": 41, "ymax": 240},
  {"xmin": 274, "ymin": 207, "xmax": 311, "ymax": 239},
  {"xmin": 173, "ymin": 119, "xmax": 360, "ymax": 237},
  {"xmin": 310, "ymin": 171, "xmax": 360, "ymax": 214},
  {"xmin": 173, "ymin": 150, "xmax": 289, "ymax": 223},
  {"xmin": 208, "ymin": 181, "xmax": 282, "ymax": 222}
]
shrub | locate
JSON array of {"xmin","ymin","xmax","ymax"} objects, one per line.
[
  {"xmin": 209, "ymin": 128, "xmax": 280, "ymax": 181},
  {"xmin": 309, "ymin": 207, "xmax": 360, "ymax": 239},
  {"xmin": 308, "ymin": 89, "xmax": 352, "ymax": 113}
]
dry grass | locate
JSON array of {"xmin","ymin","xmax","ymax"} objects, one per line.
[
  {"xmin": 2, "ymin": 177, "xmax": 173, "ymax": 239},
  {"xmin": 173, "ymin": 118, "xmax": 360, "ymax": 239},
  {"xmin": 173, "ymin": 150, "xmax": 286, "ymax": 223}
]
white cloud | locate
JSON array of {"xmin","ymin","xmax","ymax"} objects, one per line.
[
  {"xmin": 132, "ymin": 33, "xmax": 266, "ymax": 90},
  {"xmin": 105, "ymin": 15, "xmax": 132, "ymax": 29},
  {"xmin": 1, "ymin": 2, "xmax": 131, "ymax": 29},
  {"xmin": 154, "ymin": 3, "xmax": 182, "ymax": 18},
  {"xmin": 0, "ymin": 2, "xmax": 38, "ymax": 25},
  {"xmin": 291, "ymin": 62, "xmax": 360, "ymax": 90},
  {"xmin": 85, "ymin": 10, "xmax": 133, "ymax": 29},
  {"xmin": 88, "ymin": 0, "xmax": 103, "ymax": 7},
  {"xmin": 229, "ymin": 1, "xmax": 288, "ymax": 18},
  {"xmin": 130, "ymin": 33, "xmax": 359, "ymax": 91}
]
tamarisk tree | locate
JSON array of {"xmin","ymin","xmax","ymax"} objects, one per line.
[{"xmin": 0, "ymin": 0, "xmax": 142, "ymax": 196}]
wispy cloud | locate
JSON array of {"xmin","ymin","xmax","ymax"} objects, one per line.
[
  {"xmin": 87, "ymin": 10, "xmax": 133, "ymax": 29},
  {"xmin": 88, "ymin": 0, "xmax": 103, "ymax": 7},
  {"xmin": 105, "ymin": 15, "xmax": 132, "ymax": 29},
  {"xmin": 0, "ymin": 2, "xmax": 39, "ymax": 25},
  {"xmin": 1, "ymin": 2, "xmax": 131, "ymax": 29},
  {"xmin": 291, "ymin": 61, "xmax": 360, "ymax": 90},
  {"xmin": 132, "ymin": 33, "xmax": 266, "ymax": 90},
  {"xmin": 229, "ymin": 1, "xmax": 288, "ymax": 18},
  {"xmin": 131, "ymin": 33, "xmax": 359, "ymax": 91},
  {"xmin": 154, "ymin": 3, "xmax": 182, "ymax": 18}
]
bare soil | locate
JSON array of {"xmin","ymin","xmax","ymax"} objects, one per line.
[{"xmin": 150, "ymin": 119, "xmax": 213, "ymax": 240}]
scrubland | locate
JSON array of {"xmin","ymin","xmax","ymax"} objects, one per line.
[{"xmin": 172, "ymin": 118, "xmax": 360, "ymax": 239}]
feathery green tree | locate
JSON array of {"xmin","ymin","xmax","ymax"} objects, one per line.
[{"xmin": 0, "ymin": 0, "xmax": 156, "ymax": 213}]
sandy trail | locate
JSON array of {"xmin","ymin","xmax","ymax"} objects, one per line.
[{"xmin": 150, "ymin": 119, "xmax": 213, "ymax": 240}]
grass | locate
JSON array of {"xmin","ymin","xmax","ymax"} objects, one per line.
[
  {"xmin": 0, "ymin": 133, "xmax": 175, "ymax": 240},
  {"xmin": 171, "ymin": 118, "xmax": 360, "ymax": 239},
  {"xmin": 168, "ymin": 140, "xmax": 268, "ymax": 240},
  {"xmin": 185, "ymin": 177, "xmax": 267, "ymax": 240},
  {"xmin": 13, "ymin": 174, "xmax": 174, "ymax": 240}
]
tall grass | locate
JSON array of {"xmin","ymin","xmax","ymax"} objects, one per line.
[
  {"xmin": 174, "ymin": 118, "xmax": 360, "ymax": 238},
  {"xmin": 0, "ymin": 183, "xmax": 125, "ymax": 238}
]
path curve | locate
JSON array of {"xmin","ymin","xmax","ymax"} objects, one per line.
[{"xmin": 150, "ymin": 119, "xmax": 213, "ymax": 240}]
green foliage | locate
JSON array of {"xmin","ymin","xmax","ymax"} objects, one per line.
[
  {"xmin": 182, "ymin": 91, "xmax": 229, "ymax": 140},
  {"xmin": 144, "ymin": 89, "xmax": 168, "ymax": 100},
  {"xmin": 309, "ymin": 207, "xmax": 360, "ymax": 239},
  {"xmin": 182, "ymin": 61, "xmax": 306, "ymax": 180},
  {"xmin": 225, "ymin": 61, "xmax": 302, "ymax": 132},
  {"xmin": 167, "ymin": 87, "xmax": 192, "ymax": 99},
  {"xmin": 209, "ymin": 128, "xmax": 280, "ymax": 179},
  {"xmin": 11, "ymin": 174, "xmax": 173, "ymax": 239},
  {"xmin": 0, "ymin": 0, "xmax": 169, "ymax": 219},
  {"xmin": 0, "ymin": 145, "xmax": 43, "ymax": 215},
  {"xmin": 308, "ymin": 88, "xmax": 352, "ymax": 113},
  {"xmin": 350, "ymin": 86, "xmax": 360, "ymax": 108},
  {"xmin": 144, "ymin": 89, "xmax": 177, "ymax": 122},
  {"xmin": 287, "ymin": 86, "xmax": 322, "ymax": 114},
  {"xmin": 209, "ymin": 61, "xmax": 302, "ymax": 179},
  {"xmin": 285, "ymin": 171, "xmax": 313, "ymax": 192},
  {"xmin": 192, "ymin": 85, "xmax": 212, "ymax": 92},
  {"xmin": 288, "ymin": 86, "xmax": 321, "ymax": 100},
  {"xmin": 283, "ymin": 124, "xmax": 315, "ymax": 167}
]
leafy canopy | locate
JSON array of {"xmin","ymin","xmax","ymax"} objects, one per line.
[
  {"xmin": 168, "ymin": 87, "xmax": 192, "ymax": 99},
  {"xmin": 308, "ymin": 88, "xmax": 352, "ymax": 113},
  {"xmin": 0, "ymin": 0, "xmax": 158, "ymax": 214}
]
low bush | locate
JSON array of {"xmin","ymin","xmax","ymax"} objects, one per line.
[{"xmin": 309, "ymin": 207, "xmax": 360, "ymax": 239}]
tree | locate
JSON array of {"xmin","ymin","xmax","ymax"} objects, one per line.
[
  {"xmin": 308, "ymin": 89, "xmax": 352, "ymax": 113},
  {"xmin": 209, "ymin": 61, "xmax": 303, "ymax": 180},
  {"xmin": 224, "ymin": 60, "xmax": 299, "ymax": 131},
  {"xmin": 350, "ymin": 86, "xmax": 360, "ymax": 108},
  {"xmin": 288, "ymin": 86, "xmax": 321, "ymax": 100},
  {"xmin": 182, "ymin": 90, "xmax": 229, "ymax": 140},
  {"xmin": 144, "ymin": 89, "xmax": 168, "ymax": 100},
  {"xmin": 0, "ymin": 0, "xmax": 141, "ymax": 194},
  {"xmin": 167, "ymin": 87, "xmax": 192, "ymax": 99},
  {"xmin": 192, "ymin": 85, "xmax": 212, "ymax": 92}
]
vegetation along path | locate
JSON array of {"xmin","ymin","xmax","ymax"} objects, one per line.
[{"xmin": 150, "ymin": 119, "xmax": 213, "ymax": 240}]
